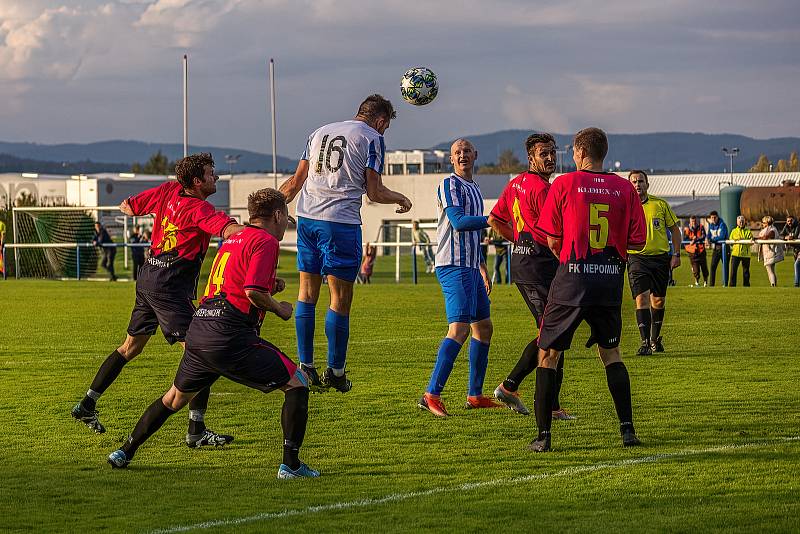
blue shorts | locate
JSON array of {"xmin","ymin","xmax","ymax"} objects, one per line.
[
  {"xmin": 296, "ymin": 217, "xmax": 362, "ymax": 282},
  {"xmin": 436, "ymin": 265, "xmax": 491, "ymax": 324}
]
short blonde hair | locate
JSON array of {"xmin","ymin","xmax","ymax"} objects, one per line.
[{"xmin": 762, "ymin": 215, "xmax": 774, "ymax": 225}]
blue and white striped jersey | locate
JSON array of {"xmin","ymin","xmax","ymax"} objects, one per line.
[
  {"xmin": 295, "ymin": 120, "xmax": 385, "ymax": 225},
  {"xmin": 435, "ymin": 174, "xmax": 485, "ymax": 269}
]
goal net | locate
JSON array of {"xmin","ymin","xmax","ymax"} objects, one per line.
[{"xmin": 10, "ymin": 206, "xmax": 151, "ymax": 279}]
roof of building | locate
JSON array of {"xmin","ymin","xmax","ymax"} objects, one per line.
[
  {"xmin": 670, "ymin": 197, "xmax": 720, "ymax": 218},
  {"xmin": 646, "ymin": 172, "xmax": 798, "ymax": 198}
]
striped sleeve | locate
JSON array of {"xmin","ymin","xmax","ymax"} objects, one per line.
[
  {"xmin": 366, "ymin": 135, "xmax": 385, "ymax": 174},
  {"xmin": 441, "ymin": 177, "xmax": 461, "ymax": 208},
  {"xmin": 300, "ymin": 134, "xmax": 312, "ymax": 161}
]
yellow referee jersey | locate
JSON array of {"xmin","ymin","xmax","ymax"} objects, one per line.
[{"xmin": 629, "ymin": 194, "xmax": 678, "ymax": 255}]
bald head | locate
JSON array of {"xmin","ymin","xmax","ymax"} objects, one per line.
[{"xmin": 450, "ymin": 138, "xmax": 477, "ymax": 180}]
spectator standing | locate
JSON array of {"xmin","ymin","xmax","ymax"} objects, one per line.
[
  {"xmin": 729, "ymin": 215, "xmax": 752, "ymax": 287},
  {"xmin": 683, "ymin": 215, "xmax": 708, "ymax": 287},
  {"xmin": 0, "ymin": 218, "xmax": 6, "ymax": 277},
  {"xmin": 359, "ymin": 243, "xmax": 376, "ymax": 284},
  {"xmin": 707, "ymin": 211, "xmax": 729, "ymax": 286},
  {"xmin": 93, "ymin": 222, "xmax": 117, "ymax": 281},
  {"xmin": 412, "ymin": 221, "xmax": 435, "ymax": 273},
  {"xmin": 757, "ymin": 216, "xmax": 784, "ymax": 287},
  {"xmin": 128, "ymin": 225, "xmax": 145, "ymax": 280},
  {"xmin": 488, "ymin": 227, "xmax": 508, "ymax": 284},
  {"xmin": 780, "ymin": 215, "xmax": 800, "ymax": 287}
]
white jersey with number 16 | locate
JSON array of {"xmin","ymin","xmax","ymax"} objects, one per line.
[{"xmin": 295, "ymin": 120, "xmax": 385, "ymax": 225}]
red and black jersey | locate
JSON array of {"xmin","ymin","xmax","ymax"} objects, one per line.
[
  {"xmin": 538, "ymin": 170, "xmax": 646, "ymax": 305},
  {"xmin": 197, "ymin": 225, "xmax": 279, "ymax": 331},
  {"xmin": 127, "ymin": 181, "xmax": 235, "ymax": 298},
  {"xmin": 490, "ymin": 172, "xmax": 556, "ymax": 283}
]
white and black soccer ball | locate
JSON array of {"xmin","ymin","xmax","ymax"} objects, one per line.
[{"xmin": 400, "ymin": 67, "xmax": 438, "ymax": 106}]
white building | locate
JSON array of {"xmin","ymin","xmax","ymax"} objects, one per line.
[{"xmin": 384, "ymin": 150, "xmax": 450, "ymax": 175}]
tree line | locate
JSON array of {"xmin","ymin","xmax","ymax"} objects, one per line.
[{"xmin": 748, "ymin": 152, "xmax": 799, "ymax": 173}]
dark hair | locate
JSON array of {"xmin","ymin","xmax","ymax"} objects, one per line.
[
  {"xmin": 573, "ymin": 127, "xmax": 608, "ymax": 161},
  {"xmin": 628, "ymin": 169, "xmax": 649, "ymax": 184},
  {"xmin": 356, "ymin": 94, "xmax": 396, "ymax": 121},
  {"xmin": 709, "ymin": 210, "xmax": 719, "ymax": 217},
  {"xmin": 175, "ymin": 152, "xmax": 214, "ymax": 188},
  {"xmin": 525, "ymin": 133, "xmax": 556, "ymax": 155},
  {"xmin": 248, "ymin": 188, "xmax": 287, "ymax": 221}
]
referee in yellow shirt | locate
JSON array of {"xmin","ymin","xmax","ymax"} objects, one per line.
[{"xmin": 627, "ymin": 170, "xmax": 681, "ymax": 355}]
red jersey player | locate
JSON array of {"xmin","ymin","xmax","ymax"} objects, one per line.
[
  {"xmin": 488, "ymin": 133, "xmax": 574, "ymax": 420},
  {"xmin": 108, "ymin": 189, "xmax": 319, "ymax": 479},
  {"xmin": 72, "ymin": 153, "xmax": 244, "ymax": 449},
  {"xmin": 530, "ymin": 127, "xmax": 646, "ymax": 452}
]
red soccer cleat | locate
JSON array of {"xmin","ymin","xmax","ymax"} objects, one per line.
[
  {"xmin": 465, "ymin": 395, "xmax": 504, "ymax": 409},
  {"xmin": 418, "ymin": 393, "xmax": 450, "ymax": 417}
]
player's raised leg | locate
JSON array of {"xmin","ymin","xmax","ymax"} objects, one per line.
[{"xmin": 71, "ymin": 334, "xmax": 150, "ymax": 433}]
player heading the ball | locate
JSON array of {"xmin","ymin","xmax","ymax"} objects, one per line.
[{"xmin": 280, "ymin": 94, "xmax": 412, "ymax": 392}]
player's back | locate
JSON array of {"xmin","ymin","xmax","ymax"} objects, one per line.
[
  {"xmin": 191, "ymin": 225, "xmax": 279, "ymax": 348},
  {"xmin": 539, "ymin": 170, "xmax": 645, "ymax": 305},
  {"xmin": 296, "ymin": 120, "xmax": 385, "ymax": 225}
]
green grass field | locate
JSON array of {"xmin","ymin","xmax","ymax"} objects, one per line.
[{"xmin": 1, "ymin": 254, "xmax": 799, "ymax": 533}]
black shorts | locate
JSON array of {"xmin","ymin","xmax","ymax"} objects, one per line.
[
  {"xmin": 516, "ymin": 283, "xmax": 548, "ymax": 328},
  {"xmin": 127, "ymin": 288, "xmax": 194, "ymax": 345},
  {"xmin": 627, "ymin": 253, "xmax": 671, "ymax": 298},
  {"xmin": 538, "ymin": 303, "xmax": 622, "ymax": 351},
  {"xmin": 174, "ymin": 333, "xmax": 297, "ymax": 394}
]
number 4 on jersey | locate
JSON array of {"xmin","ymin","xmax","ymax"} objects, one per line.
[
  {"xmin": 589, "ymin": 203, "xmax": 610, "ymax": 249},
  {"xmin": 203, "ymin": 252, "xmax": 231, "ymax": 298}
]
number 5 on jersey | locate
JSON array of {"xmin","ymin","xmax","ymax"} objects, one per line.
[
  {"xmin": 589, "ymin": 203, "xmax": 610, "ymax": 249},
  {"xmin": 204, "ymin": 252, "xmax": 231, "ymax": 298}
]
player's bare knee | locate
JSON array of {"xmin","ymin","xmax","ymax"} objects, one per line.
[
  {"xmin": 162, "ymin": 386, "xmax": 192, "ymax": 411},
  {"xmin": 471, "ymin": 319, "xmax": 493, "ymax": 343},
  {"xmin": 599, "ymin": 346, "xmax": 622, "ymax": 366},
  {"xmin": 650, "ymin": 296, "xmax": 665, "ymax": 309},
  {"xmin": 635, "ymin": 292, "xmax": 650, "ymax": 308},
  {"xmin": 117, "ymin": 335, "xmax": 147, "ymax": 360},
  {"xmin": 539, "ymin": 349, "xmax": 559, "ymax": 369},
  {"xmin": 447, "ymin": 322, "xmax": 470, "ymax": 344}
]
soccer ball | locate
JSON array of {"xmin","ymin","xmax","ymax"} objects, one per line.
[{"xmin": 400, "ymin": 67, "xmax": 438, "ymax": 106}]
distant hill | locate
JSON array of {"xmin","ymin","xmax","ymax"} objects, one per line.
[
  {"xmin": 429, "ymin": 131, "xmax": 800, "ymax": 172},
  {"xmin": 0, "ymin": 153, "xmax": 129, "ymax": 174},
  {"xmin": 0, "ymin": 140, "xmax": 297, "ymax": 174}
]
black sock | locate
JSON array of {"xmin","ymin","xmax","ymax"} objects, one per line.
[
  {"xmin": 121, "ymin": 398, "xmax": 177, "ymax": 459},
  {"xmin": 187, "ymin": 388, "xmax": 210, "ymax": 435},
  {"xmin": 552, "ymin": 353, "xmax": 565, "ymax": 411},
  {"xmin": 605, "ymin": 362, "xmax": 633, "ymax": 428},
  {"xmin": 635, "ymin": 309, "xmax": 651, "ymax": 343},
  {"xmin": 534, "ymin": 367, "xmax": 557, "ymax": 436},
  {"xmin": 651, "ymin": 307, "xmax": 665, "ymax": 340},
  {"xmin": 504, "ymin": 338, "xmax": 539, "ymax": 392},
  {"xmin": 82, "ymin": 350, "xmax": 128, "ymax": 411},
  {"xmin": 281, "ymin": 387, "xmax": 309, "ymax": 469}
]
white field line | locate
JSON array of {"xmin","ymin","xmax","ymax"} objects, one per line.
[{"xmin": 149, "ymin": 436, "xmax": 800, "ymax": 534}]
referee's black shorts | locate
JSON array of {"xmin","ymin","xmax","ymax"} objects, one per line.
[
  {"xmin": 627, "ymin": 253, "xmax": 671, "ymax": 298},
  {"xmin": 538, "ymin": 303, "xmax": 622, "ymax": 352}
]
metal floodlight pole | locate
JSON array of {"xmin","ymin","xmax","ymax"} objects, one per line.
[
  {"xmin": 269, "ymin": 58, "xmax": 278, "ymax": 189},
  {"xmin": 183, "ymin": 54, "xmax": 189, "ymax": 158},
  {"xmin": 722, "ymin": 147, "xmax": 739, "ymax": 176}
]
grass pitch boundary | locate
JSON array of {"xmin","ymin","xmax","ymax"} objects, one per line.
[{"xmin": 149, "ymin": 436, "xmax": 800, "ymax": 533}]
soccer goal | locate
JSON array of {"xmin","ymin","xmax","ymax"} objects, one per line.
[{"xmin": 7, "ymin": 206, "xmax": 152, "ymax": 279}]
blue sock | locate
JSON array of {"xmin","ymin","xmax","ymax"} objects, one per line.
[
  {"xmin": 468, "ymin": 338, "xmax": 490, "ymax": 397},
  {"xmin": 324, "ymin": 309, "xmax": 349, "ymax": 370},
  {"xmin": 295, "ymin": 301, "xmax": 316, "ymax": 366},
  {"xmin": 426, "ymin": 338, "xmax": 462, "ymax": 395}
]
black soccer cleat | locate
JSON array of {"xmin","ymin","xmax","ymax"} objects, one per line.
[
  {"xmin": 651, "ymin": 336, "xmax": 665, "ymax": 353},
  {"xmin": 300, "ymin": 364, "xmax": 324, "ymax": 392},
  {"xmin": 321, "ymin": 368, "xmax": 352, "ymax": 393},
  {"xmin": 186, "ymin": 429, "xmax": 234, "ymax": 448},
  {"xmin": 527, "ymin": 432, "xmax": 551, "ymax": 452},
  {"xmin": 621, "ymin": 424, "xmax": 641, "ymax": 447},
  {"xmin": 71, "ymin": 402, "xmax": 106, "ymax": 433},
  {"xmin": 636, "ymin": 340, "xmax": 653, "ymax": 356}
]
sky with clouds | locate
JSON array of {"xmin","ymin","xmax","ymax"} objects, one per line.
[{"xmin": 0, "ymin": 0, "xmax": 798, "ymax": 157}]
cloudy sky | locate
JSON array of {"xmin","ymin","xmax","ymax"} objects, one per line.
[{"xmin": 1, "ymin": 0, "xmax": 798, "ymax": 157}]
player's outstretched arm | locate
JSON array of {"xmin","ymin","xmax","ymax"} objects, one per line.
[
  {"xmin": 245, "ymin": 289, "xmax": 292, "ymax": 321},
  {"xmin": 279, "ymin": 160, "xmax": 309, "ymax": 203},
  {"xmin": 487, "ymin": 214, "xmax": 514, "ymax": 242},
  {"xmin": 365, "ymin": 169, "xmax": 412, "ymax": 213}
]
